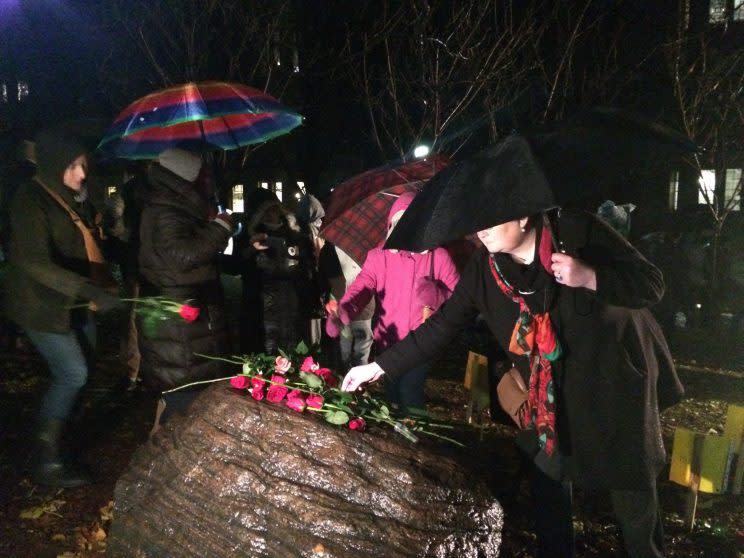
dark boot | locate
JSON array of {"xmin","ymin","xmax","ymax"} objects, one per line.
[{"xmin": 32, "ymin": 418, "xmax": 91, "ymax": 488}]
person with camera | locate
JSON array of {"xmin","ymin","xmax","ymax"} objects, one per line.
[{"xmin": 232, "ymin": 188, "xmax": 311, "ymax": 355}]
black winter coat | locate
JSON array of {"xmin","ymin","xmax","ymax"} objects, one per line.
[
  {"xmin": 137, "ymin": 164, "xmax": 232, "ymax": 391},
  {"xmin": 377, "ymin": 210, "xmax": 684, "ymax": 489}
]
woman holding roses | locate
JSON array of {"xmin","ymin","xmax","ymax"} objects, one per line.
[{"xmin": 5, "ymin": 126, "xmax": 122, "ymax": 487}]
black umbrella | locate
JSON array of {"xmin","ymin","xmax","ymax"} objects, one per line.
[
  {"xmin": 384, "ymin": 135, "xmax": 557, "ymax": 252},
  {"xmin": 385, "ymin": 110, "xmax": 697, "ymax": 252}
]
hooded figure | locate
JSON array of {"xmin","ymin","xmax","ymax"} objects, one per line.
[
  {"xmin": 5, "ymin": 126, "xmax": 122, "ymax": 488},
  {"xmin": 327, "ymin": 191, "xmax": 460, "ymax": 410},
  {"xmin": 229, "ymin": 187, "xmax": 311, "ymax": 354},
  {"xmin": 137, "ymin": 148, "xmax": 234, "ymax": 404},
  {"xmin": 342, "ymin": 136, "xmax": 683, "ymax": 558}
]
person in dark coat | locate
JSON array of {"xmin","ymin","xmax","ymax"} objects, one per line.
[
  {"xmin": 295, "ymin": 194, "xmax": 327, "ymax": 346},
  {"xmin": 343, "ymin": 205, "xmax": 683, "ymax": 557},
  {"xmin": 103, "ymin": 164, "xmax": 148, "ymax": 390},
  {"xmin": 229, "ymin": 188, "xmax": 312, "ymax": 354},
  {"xmin": 5, "ymin": 127, "xmax": 122, "ymax": 487},
  {"xmin": 137, "ymin": 148, "xmax": 235, "ymax": 419}
]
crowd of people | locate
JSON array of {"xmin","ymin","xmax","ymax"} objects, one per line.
[{"xmin": 0, "ymin": 126, "xmax": 687, "ymax": 558}]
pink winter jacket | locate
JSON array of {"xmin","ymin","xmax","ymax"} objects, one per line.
[{"xmin": 337, "ymin": 247, "xmax": 460, "ymax": 352}]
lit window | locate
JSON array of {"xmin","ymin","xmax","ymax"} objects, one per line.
[
  {"xmin": 259, "ymin": 181, "xmax": 269, "ymax": 190},
  {"xmin": 698, "ymin": 170, "xmax": 716, "ymax": 204},
  {"xmin": 725, "ymin": 168, "xmax": 741, "ymax": 210},
  {"xmin": 17, "ymin": 81, "xmax": 29, "ymax": 102},
  {"xmin": 296, "ymin": 181, "xmax": 306, "ymax": 195},
  {"xmin": 735, "ymin": 0, "xmax": 744, "ymax": 20},
  {"xmin": 106, "ymin": 186, "xmax": 118, "ymax": 197},
  {"xmin": 275, "ymin": 181, "xmax": 283, "ymax": 202},
  {"xmin": 669, "ymin": 171, "xmax": 679, "ymax": 211},
  {"xmin": 232, "ymin": 184, "xmax": 244, "ymax": 212}
]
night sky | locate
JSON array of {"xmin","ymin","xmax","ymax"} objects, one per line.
[{"xmin": 0, "ymin": 0, "xmax": 716, "ymax": 196}]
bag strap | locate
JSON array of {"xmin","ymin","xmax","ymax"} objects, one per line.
[
  {"xmin": 429, "ymin": 250, "xmax": 435, "ymax": 279},
  {"xmin": 35, "ymin": 178, "xmax": 117, "ymax": 289}
]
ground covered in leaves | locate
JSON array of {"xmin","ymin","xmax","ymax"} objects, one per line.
[{"xmin": 0, "ymin": 309, "xmax": 742, "ymax": 557}]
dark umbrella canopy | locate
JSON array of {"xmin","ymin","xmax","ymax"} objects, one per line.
[
  {"xmin": 385, "ymin": 135, "xmax": 556, "ymax": 252},
  {"xmin": 385, "ymin": 110, "xmax": 697, "ymax": 252}
]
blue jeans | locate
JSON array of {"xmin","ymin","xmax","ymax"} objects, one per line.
[{"xmin": 25, "ymin": 314, "xmax": 96, "ymax": 422}]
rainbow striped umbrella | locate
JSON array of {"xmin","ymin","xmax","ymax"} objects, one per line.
[{"xmin": 97, "ymin": 81, "xmax": 303, "ymax": 159}]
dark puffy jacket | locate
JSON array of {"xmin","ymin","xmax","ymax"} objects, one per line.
[{"xmin": 137, "ymin": 164, "xmax": 232, "ymax": 391}]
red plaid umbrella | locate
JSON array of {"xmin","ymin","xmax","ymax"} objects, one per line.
[{"xmin": 320, "ymin": 155, "xmax": 449, "ymax": 265}]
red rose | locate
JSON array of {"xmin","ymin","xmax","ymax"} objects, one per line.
[
  {"xmin": 178, "ymin": 304, "xmax": 200, "ymax": 323},
  {"xmin": 250, "ymin": 375, "xmax": 266, "ymax": 400},
  {"xmin": 348, "ymin": 418, "xmax": 366, "ymax": 431},
  {"xmin": 285, "ymin": 390, "xmax": 306, "ymax": 412},
  {"xmin": 316, "ymin": 368, "xmax": 337, "ymax": 387},
  {"xmin": 229, "ymin": 375, "xmax": 249, "ymax": 389},
  {"xmin": 306, "ymin": 393, "xmax": 324, "ymax": 410},
  {"xmin": 266, "ymin": 374, "xmax": 288, "ymax": 402},
  {"xmin": 300, "ymin": 356, "xmax": 319, "ymax": 373},
  {"xmin": 274, "ymin": 356, "xmax": 291, "ymax": 375}
]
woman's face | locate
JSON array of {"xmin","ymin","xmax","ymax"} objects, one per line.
[
  {"xmin": 63, "ymin": 155, "xmax": 88, "ymax": 191},
  {"xmin": 476, "ymin": 218, "xmax": 529, "ymax": 254}
]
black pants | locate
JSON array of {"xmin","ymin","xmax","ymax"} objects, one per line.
[{"xmin": 531, "ymin": 466, "xmax": 664, "ymax": 558}]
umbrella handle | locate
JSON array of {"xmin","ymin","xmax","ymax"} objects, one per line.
[{"xmin": 217, "ymin": 204, "xmax": 243, "ymax": 237}]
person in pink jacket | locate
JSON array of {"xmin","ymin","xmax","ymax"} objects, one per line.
[{"xmin": 326, "ymin": 192, "xmax": 460, "ymax": 410}]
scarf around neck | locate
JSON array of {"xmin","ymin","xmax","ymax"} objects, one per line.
[{"xmin": 489, "ymin": 223, "xmax": 562, "ymax": 455}]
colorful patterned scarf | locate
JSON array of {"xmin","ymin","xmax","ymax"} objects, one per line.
[{"xmin": 489, "ymin": 234, "xmax": 562, "ymax": 455}]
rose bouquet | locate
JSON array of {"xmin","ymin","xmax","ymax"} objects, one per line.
[{"xmin": 168, "ymin": 341, "xmax": 461, "ymax": 446}]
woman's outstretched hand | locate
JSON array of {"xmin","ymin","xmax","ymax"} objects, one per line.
[
  {"xmin": 341, "ymin": 362, "xmax": 385, "ymax": 392},
  {"xmin": 550, "ymin": 252, "xmax": 597, "ymax": 290}
]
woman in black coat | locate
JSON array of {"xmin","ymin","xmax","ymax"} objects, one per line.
[
  {"xmin": 343, "ymin": 207, "xmax": 683, "ymax": 558},
  {"xmin": 137, "ymin": 148, "xmax": 234, "ymax": 418}
]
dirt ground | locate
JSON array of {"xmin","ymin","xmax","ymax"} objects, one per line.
[{"xmin": 0, "ymin": 310, "xmax": 742, "ymax": 558}]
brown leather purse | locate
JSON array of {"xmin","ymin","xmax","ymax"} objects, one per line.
[{"xmin": 496, "ymin": 367, "xmax": 528, "ymax": 428}]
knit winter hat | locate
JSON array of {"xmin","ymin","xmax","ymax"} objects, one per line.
[
  {"xmin": 296, "ymin": 194, "xmax": 325, "ymax": 225},
  {"xmin": 597, "ymin": 199, "xmax": 635, "ymax": 238},
  {"xmin": 157, "ymin": 148, "xmax": 202, "ymax": 182}
]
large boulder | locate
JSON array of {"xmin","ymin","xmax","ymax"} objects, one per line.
[{"xmin": 108, "ymin": 383, "xmax": 503, "ymax": 557}]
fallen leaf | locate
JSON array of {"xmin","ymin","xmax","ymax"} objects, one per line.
[
  {"xmin": 20, "ymin": 499, "xmax": 65, "ymax": 520},
  {"xmin": 99, "ymin": 501, "xmax": 114, "ymax": 522},
  {"xmin": 51, "ymin": 533, "xmax": 66, "ymax": 542},
  {"xmin": 93, "ymin": 527, "xmax": 107, "ymax": 542}
]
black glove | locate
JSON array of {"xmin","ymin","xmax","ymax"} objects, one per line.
[{"xmin": 79, "ymin": 285, "xmax": 123, "ymax": 313}]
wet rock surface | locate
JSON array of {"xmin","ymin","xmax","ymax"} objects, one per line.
[{"xmin": 108, "ymin": 383, "xmax": 503, "ymax": 557}]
